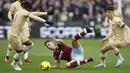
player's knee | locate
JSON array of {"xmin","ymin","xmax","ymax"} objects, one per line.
[
  {"xmin": 105, "ymin": 44, "xmax": 113, "ymax": 49},
  {"xmin": 66, "ymin": 61, "xmax": 78, "ymax": 68},
  {"xmin": 100, "ymin": 49, "xmax": 105, "ymax": 54},
  {"xmin": 23, "ymin": 42, "xmax": 34, "ymax": 53},
  {"xmin": 8, "ymin": 48, "xmax": 12, "ymax": 51},
  {"xmin": 8, "ymin": 47, "xmax": 13, "ymax": 51},
  {"xmin": 100, "ymin": 48, "xmax": 108, "ymax": 54},
  {"xmin": 15, "ymin": 49, "xmax": 23, "ymax": 53},
  {"xmin": 23, "ymin": 40, "xmax": 33, "ymax": 46},
  {"xmin": 29, "ymin": 42, "xmax": 34, "ymax": 49},
  {"xmin": 108, "ymin": 44, "xmax": 115, "ymax": 50},
  {"xmin": 66, "ymin": 62, "xmax": 71, "ymax": 68}
]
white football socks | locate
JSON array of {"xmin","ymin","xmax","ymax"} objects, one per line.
[
  {"xmin": 100, "ymin": 53, "xmax": 106, "ymax": 65},
  {"xmin": 24, "ymin": 52, "xmax": 28, "ymax": 60},
  {"xmin": 113, "ymin": 48, "xmax": 123, "ymax": 60},
  {"xmin": 6, "ymin": 49, "xmax": 12, "ymax": 57},
  {"xmin": 6, "ymin": 44, "xmax": 12, "ymax": 57},
  {"xmin": 23, "ymin": 43, "xmax": 34, "ymax": 52}
]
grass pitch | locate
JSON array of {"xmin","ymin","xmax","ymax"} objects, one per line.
[{"xmin": 0, "ymin": 39, "xmax": 130, "ymax": 73}]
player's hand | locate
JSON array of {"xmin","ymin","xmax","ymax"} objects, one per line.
[
  {"xmin": 48, "ymin": 8, "xmax": 54, "ymax": 15},
  {"xmin": 101, "ymin": 38, "xmax": 108, "ymax": 43},
  {"xmin": 45, "ymin": 21, "xmax": 54, "ymax": 26},
  {"xmin": 51, "ymin": 65, "xmax": 59, "ymax": 68}
]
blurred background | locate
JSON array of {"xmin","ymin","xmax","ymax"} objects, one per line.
[{"xmin": 0, "ymin": 0, "xmax": 130, "ymax": 39}]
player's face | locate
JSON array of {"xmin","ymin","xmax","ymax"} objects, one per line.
[
  {"xmin": 114, "ymin": 3, "xmax": 118, "ymax": 10},
  {"xmin": 106, "ymin": 10, "xmax": 114, "ymax": 19},
  {"xmin": 46, "ymin": 42, "xmax": 57, "ymax": 51}
]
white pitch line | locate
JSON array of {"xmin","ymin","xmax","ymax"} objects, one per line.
[{"xmin": 30, "ymin": 53, "xmax": 52, "ymax": 56}]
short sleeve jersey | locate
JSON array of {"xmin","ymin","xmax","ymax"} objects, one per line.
[
  {"xmin": 109, "ymin": 16, "xmax": 125, "ymax": 40},
  {"xmin": 10, "ymin": 1, "xmax": 22, "ymax": 16},
  {"xmin": 9, "ymin": 9, "xmax": 31, "ymax": 37}
]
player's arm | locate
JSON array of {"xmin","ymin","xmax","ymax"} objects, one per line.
[
  {"xmin": 25, "ymin": 9, "xmax": 53, "ymax": 26},
  {"xmin": 101, "ymin": 29, "xmax": 113, "ymax": 43},
  {"xmin": 8, "ymin": 10, "xmax": 14, "ymax": 21},
  {"xmin": 105, "ymin": 31, "xmax": 113, "ymax": 39},
  {"xmin": 31, "ymin": 8, "xmax": 54, "ymax": 16},
  {"xmin": 104, "ymin": 16, "xmax": 109, "ymax": 24},
  {"xmin": 28, "ymin": 13, "xmax": 46, "ymax": 22},
  {"xmin": 8, "ymin": 3, "xmax": 15, "ymax": 21},
  {"xmin": 51, "ymin": 60, "xmax": 60, "ymax": 68},
  {"xmin": 31, "ymin": 12, "xmax": 47, "ymax": 16}
]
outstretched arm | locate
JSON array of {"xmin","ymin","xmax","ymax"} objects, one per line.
[
  {"xmin": 105, "ymin": 31, "xmax": 113, "ymax": 39},
  {"xmin": 28, "ymin": 13, "xmax": 54, "ymax": 26},
  {"xmin": 31, "ymin": 12, "xmax": 47, "ymax": 16},
  {"xmin": 51, "ymin": 60, "xmax": 60, "ymax": 68},
  {"xmin": 31, "ymin": 8, "xmax": 54, "ymax": 16},
  {"xmin": 101, "ymin": 31, "xmax": 113, "ymax": 43},
  {"xmin": 28, "ymin": 13, "xmax": 46, "ymax": 22}
]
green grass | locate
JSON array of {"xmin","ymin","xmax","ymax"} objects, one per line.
[{"xmin": 0, "ymin": 39, "xmax": 130, "ymax": 73}]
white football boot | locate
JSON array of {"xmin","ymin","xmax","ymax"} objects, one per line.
[
  {"xmin": 11, "ymin": 60, "xmax": 22, "ymax": 71},
  {"xmin": 94, "ymin": 63, "xmax": 106, "ymax": 68},
  {"xmin": 17, "ymin": 58, "xmax": 23, "ymax": 65},
  {"xmin": 115, "ymin": 58, "xmax": 124, "ymax": 68}
]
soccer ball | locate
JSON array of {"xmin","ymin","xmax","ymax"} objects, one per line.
[{"xmin": 40, "ymin": 61, "xmax": 51, "ymax": 70}]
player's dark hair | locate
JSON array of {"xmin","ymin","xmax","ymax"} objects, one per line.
[
  {"xmin": 105, "ymin": 5, "xmax": 114, "ymax": 11},
  {"xmin": 21, "ymin": 1, "xmax": 32, "ymax": 12},
  {"xmin": 44, "ymin": 39, "xmax": 52, "ymax": 46}
]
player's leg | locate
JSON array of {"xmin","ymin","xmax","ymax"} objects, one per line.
[
  {"xmin": 66, "ymin": 58, "xmax": 93, "ymax": 68},
  {"xmin": 24, "ymin": 51, "xmax": 29, "ymax": 61},
  {"xmin": 74, "ymin": 27, "xmax": 93, "ymax": 40},
  {"xmin": 95, "ymin": 40, "xmax": 124, "ymax": 68},
  {"xmin": 108, "ymin": 40, "xmax": 124, "ymax": 68},
  {"xmin": 72, "ymin": 27, "xmax": 93, "ymax": 48},
  {"xmin": 8, "ymin": 36, "xmax": 23, "ymax": 70},
  {"xmin": 21, "ymin": 36, "xmax": 33, "ymax": 62},
  {"xmin": 11, "ymin": 49, "xmax": 23, "ymax": 71},
  {"xmin": 5, "ymin": 44, "xmax": 13, "ymax": 62},
  {"xmin": 111, "ymin": 41, "xmax": 124, "ymax": 68},
  {"xmin": 21, "ymin": 22, "xmax": 33, "ymax": 62},
  {"xmin": 114, "ymin": 47, "xmax": 124, "ymax": 68},
  {"xmin": 22, "ymin": 39, "xmax": 34, "ymax": 62},
  {"xmin": 70, "ymin": 27, "xmax": 94, "ymax": 68},
  {"xmin": 71, "ymin": 40, "xmax": 93, "ymax": 68},
  {"xmin": 94, "ymin": 44, "xmax": 110, "ymax": 68},
  {"xmin": 22, "ymin": 39, "xmax": 34, "ymax": 53}
]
